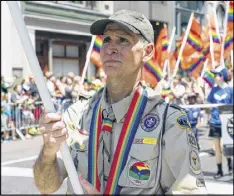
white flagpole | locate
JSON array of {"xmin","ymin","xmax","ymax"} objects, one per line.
[
  {"xmin": 201, "ymin": 58, "xmax": 209, "ymax": 77},
  {"xmin": 80, "ymin": 35, "xmax": 96, "ymax": 85},
  {"xmin": 219, "ymin": 3, "xmax": 229, "ymax": 67},
  {"xmin": 162, "ymin": 26, "xmax": 176, "ymax": 77},
  {"xmin": 6, "ymin": 2, "xmax": 84, "ymax": 194},
  {"xmin": 231, "ymin": 50, "xmax": 233, "ymax": 68},
  {"xmin": 172, "ymin": 12, "xmax": 194, "ymax": 77}
]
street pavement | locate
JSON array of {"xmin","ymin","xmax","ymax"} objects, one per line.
[{"xmin": 1, "ymin": 126, "xmax": 233, "ymax": 194}]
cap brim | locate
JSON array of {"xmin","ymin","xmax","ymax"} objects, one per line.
[
  {"xmin": 90, "ymin": 19, "xmax": 139, "ymax": 35},
  {"xmin": 210, "ymin": 70, "xmax": 220, "ymax": 74}
]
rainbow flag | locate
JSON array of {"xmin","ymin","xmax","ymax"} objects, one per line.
[
  {"xmin": 144, "ymin": 58, "xmax": 163, "ymax": 82},
  {"xmin": 187, "ymin": 18, "xmax": 202, "ymax": 52},
  {"xmin": 93, "ymin": 35, "xmax": 103, "ymax": 53},
  {"xmin": 228, "ymin": 1, "xmax": 233, "ymax": 29},
  {"xmin": 188, "ymin": 54, "xmax": 206, "ymax": 72},
  {"xmin": 202, "ymin": 70, "xmax": 214, "ymax": 87},
  {"xmin": 210, "ymin": 27, "xmax": 221, "ymax": 43},
  {"xmin": 154, "ymin": 25, "xmax": 169, "ymax": 67}
]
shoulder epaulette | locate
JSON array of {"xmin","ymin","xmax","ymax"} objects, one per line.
[{"xmin": 169, "ymin": 103, "xmax": 186, "ymax": 112}]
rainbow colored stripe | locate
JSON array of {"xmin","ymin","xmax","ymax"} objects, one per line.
[
  {"xmin": 88, "ymin": 97, "xmax": 102, "ymax": 191},
  {"xmin": 188, "ymin": 55, "xmax": 206, "ymax": 72},
  {"xmin": 228, "ymin": 1, "xmax": 233, "ymax": 23},
  {"xmin": 104, "ymin": 87, "xmax": 148, "ymax": 194},
  {"xmin": 187, "ymin": 29, "xmax": 202, "ymax": 51},
  {"xmin": 202, "ymin": 70, "xmax": 214, "ymax": 88},
  {"xmin": 224, "ymin": 35, "xmax": 233, "ymax": 50},
  {"xmin": 144, "ymin": 59, "xmax": 163, "ymax": 82},
  {"xmin": 93, "ymin": 36, "xmax": 103, "ymax": 53},
  {"xmin": 162, "ymin": 38, "xmax": 168, "ymax": 51},
  {"xmin": 102, "ymin": 118, "xmax": 113, "ymax": 133},
  {"xmin": 211, "ymin": 27, "xmax": 220, "ymax": 43}
]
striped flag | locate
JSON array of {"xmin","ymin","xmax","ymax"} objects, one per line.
[
  {"xmin": 154, "ymin": 25, "xmax": 169, "ymax": 67},
  {"xmin": 209, "ymin": 13, "xmax": 222, "ymax": 62},
  {"xmin": 143, "ymin": 58, "xmax": 163, "ymax": 86},
  {"xmin": 202, "ymin": 70, "xmax": 215, "ymax": 87},
  {"xmin": 224, "ymin": 1, "xmax": 233, "ymax": 59},
  {"xmin": 182, "ymin": 17, "xmax": 202, "ymax": 56},
  {"xmin": 227, "ymin": 1, "xmax": 233, "ymax": 32},
  {"xmin": 90, "ymin": 35, "xmax": 103, "ymax": 68}
]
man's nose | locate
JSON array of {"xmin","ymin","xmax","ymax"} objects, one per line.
[{"xmin": 105, "ymin": 42, "xmax": 118, "ymax": 55}]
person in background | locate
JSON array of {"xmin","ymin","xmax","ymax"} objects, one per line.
[
  {"xmin": 11, "ymin": 84, "xmax": 32, "ymax": 139},
  {"xmin": 1, "ymin": 91, "xmax": 15, "ymax": 142},
  {"xmin": 185, "ymin": 92, "xmax": 202, "ymax": 151},
  {"xmin": 207, "ymin": 66, "xmax": 233, "ymax": 178},
  {"xmin": 170, "ymin": 74, "xmax": 186, "ymax": 105}
]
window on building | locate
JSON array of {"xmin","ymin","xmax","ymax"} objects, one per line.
[
  {"xmin": 216, "ymin": 4, "xmax": 225, "ymax": 30},
  {"xmin": 85, "ymin": 1, "xmax": 97, "ymax": 9},
  {"xmin": 36, "ymin": 41, "xmax": 44, "ymax": 56},
  {"xmin": 12, "ymin": 68, "xmax": 23, "ymax": 78},
  {"xmin": 176, "ymin": 1, "xmax": 204, "ymax": 12}
]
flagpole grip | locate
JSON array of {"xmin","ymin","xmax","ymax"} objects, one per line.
[
  {"xmin": 172, "ymin": 12, "xmax": 194, "ymax": 77},
  {"xmin": 6, "ymin": 1, "xmax": 83, "ymax": 194}
]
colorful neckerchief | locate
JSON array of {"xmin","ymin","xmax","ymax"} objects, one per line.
[{"xmin": 88, "ymin": 85, "xmax": 148, "ymax": 194}]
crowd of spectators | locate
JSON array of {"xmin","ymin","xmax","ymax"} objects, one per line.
[{"xmin": 1, "ymin": 67, "xmax": 233, "ymax": 143}]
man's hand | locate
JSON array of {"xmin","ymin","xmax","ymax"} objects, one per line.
[{"xmin": 79, "ymin": 174, "xmax": 100, "ymax": 194}]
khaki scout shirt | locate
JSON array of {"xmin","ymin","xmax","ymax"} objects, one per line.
[{"xmin": 62, "ymin": 85, "xmax": 207, "ymax": 194}]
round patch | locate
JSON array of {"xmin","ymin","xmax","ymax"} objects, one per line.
[
  {"xmin": 128, "ymin": 162, "xmax": 151, "ymax": 186},
  {"xmin": 141, "ymin": 114, "xmax": 160, "ymax": 132},
  {"xmin": 189, "ymin": 149, "xmax": 201, "ymax": 175},
  {"xmin": 176, "ymin": 114, "xmax": 191, "ymax": 129}
]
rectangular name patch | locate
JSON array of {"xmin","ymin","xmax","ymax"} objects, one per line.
[{"xmin": 134, "ymin": 137, "xmax": 157, "ymax": 145}]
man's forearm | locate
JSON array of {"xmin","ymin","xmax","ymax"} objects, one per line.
[{"xmin": 33, "ymin": 147, "xmax": 64, "ymax": 194}]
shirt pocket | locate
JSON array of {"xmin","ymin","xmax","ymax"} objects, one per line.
[
  {"xmin": 70, "ymin": 140, "xmax": 89, "ymax": 179},
  {"xmin": 118, "ymin": 143, "xmax": 159, "ymax": 189}
]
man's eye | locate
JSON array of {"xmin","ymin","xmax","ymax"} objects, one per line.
[
  {"xmin": 103, "ymin": 37, "xmax": 111, "ymax": 43},
  {"xmin": 119, "ymin": 37, "xmax": 129, "ymax": 43}
]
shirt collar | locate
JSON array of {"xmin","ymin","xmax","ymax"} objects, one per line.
[{"xmin": 99, "ymin": 83, "xmax": 162, "ymax": 123}]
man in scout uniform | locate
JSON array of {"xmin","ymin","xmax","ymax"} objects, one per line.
[{"xmin": 33, "ymin": 10, "xmax": 207, "ymax": 194}]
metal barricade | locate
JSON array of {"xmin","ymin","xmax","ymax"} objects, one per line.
[{"xmin": 1, "ymin": 98, "xmax": 73, "ymax": 141}]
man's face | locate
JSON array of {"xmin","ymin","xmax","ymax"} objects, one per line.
[{"xmin": 100, "ymin": 23, "xmax": 145, "ymax": 78}]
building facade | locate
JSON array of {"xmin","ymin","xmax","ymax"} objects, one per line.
[{"xmin": 1, "ymin": 1, "xmax": 228, "ymax": 79}]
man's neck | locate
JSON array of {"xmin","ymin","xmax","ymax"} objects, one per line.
[{"xmin": 106, "ymin": 70, "xmax": 142, "ymax": 104}]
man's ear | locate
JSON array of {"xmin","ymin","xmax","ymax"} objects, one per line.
[{"xmin": 142, "ymin": 43, "xmax": 154, "ymax": 63}]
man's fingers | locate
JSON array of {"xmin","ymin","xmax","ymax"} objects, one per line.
[
  {"xmin": 79, "ymin": 174, "xmax": 100, "ymax": 194},
  {"xmin": 40, "ymin": 113, "xmax": 62, "ymax": 124},
  {"xmin": 40, "ymin": 121, "xmax": 66, "ymax": 134},
  {"xmin": 51, "ymin": 128, "xmax": 68, "ymax": 138}
]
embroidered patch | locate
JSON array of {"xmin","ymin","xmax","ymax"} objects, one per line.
[
  {"xmin": 196, "ymin": 178, "xmax": 205, "ymax": 187},
  {"xmin": 141, "ymin": 114, "xmax": 160, "ymax": 132},
  {"xmin": 128, "ymin": 162, "xmax": 151, "ymax": 186},
  {"xmin": 187, "ymin": 131, "xmax": 198, "ymax": 149},
  {"xmin": 176, "ymin": 114, "xmax": 191, "ymax": 129},
  {"xmin": 133, "ymin": 138, "xmax": 157, "ymax": 145},
  {"xmin": 189, "ymin": 149, "xmax": 201, "ymax": 175}
]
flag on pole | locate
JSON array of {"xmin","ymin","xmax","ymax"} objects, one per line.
[
  {"xmin": 209, "ymin": 13, "xmax": 222, "ymax": 62},
  {"xmin": 202, "ymin": 70, "xmax": 215, "ymax": 87},
  {"xmin": 154, "ymin": 24, "xmax": 169, "ymax": 67},
  {"xmin": 90, "ymin": 35, "xmax": 103, "ymax": 68},
  {"xmin": 144, "ymin": 58, "xmax": 163, "ymax": 85},
  {"xmin": 224, "ymin": 1, "xmax": 234, "ymax": 59},
  {"xmin": 182, "ymin": 17, "xmax": 202, "ymax": 56},
  {"xmin": 227, "ymin": 1, "xmax": 233, "ymax": 32}
]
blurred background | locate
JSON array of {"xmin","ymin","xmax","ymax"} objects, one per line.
[{"xmin": 1, "ymin": 1, "xmax": 233, "ymax": 195}]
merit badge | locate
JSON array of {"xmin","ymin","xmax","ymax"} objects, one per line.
[
  {"xmin": 128, "ymin": 162, "xmax": 151, "ymax": 186},
  {"xmin": 189, "ymin": 149, "xmax": 201, "ymax": 175},
  {"xmin": 196, "ymin": 178, "xmax": 205, "ymax": 187},
  {"xmin": 176, "ymin": 114, "xmax": 191, "ymax": 129},
  {"xmin": 141, "ymin": 114, "xmax": 160, "ymax": 132},
  {"xmin": 187, "ymin": 131, "xmax": 198, "ymax": 149}
]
